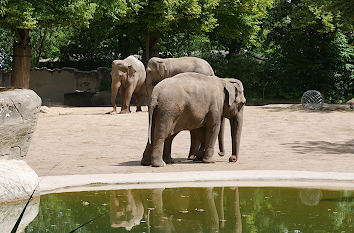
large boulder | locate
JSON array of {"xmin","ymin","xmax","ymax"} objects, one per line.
[
  {"xmin": 0, "ymin": 159, "xmax": 39, "ymax": 203},
  {"xmin": 0, "ymin": 88, "xmax": 41, "ymax": 159},
  {"xmin": 0, "ymin": 88, "xmax": 40, "ymax": 204},
  {"xmin": 0, "ymin": 196, "xmax": 39, "ymax": 233}
]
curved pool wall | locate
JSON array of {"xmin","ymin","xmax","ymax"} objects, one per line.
[{"xmin": 39, "ymin": 170, "xmax": 354, "ymax": 195}]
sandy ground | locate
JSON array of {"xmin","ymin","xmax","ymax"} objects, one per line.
[{"xmin": 26, "ymin": 105, "xmax": 354, "ymax": 176}]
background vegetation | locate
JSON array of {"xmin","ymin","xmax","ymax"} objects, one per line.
[{"xmin": 0, "ymin": 0, "xmax": 352, "ymax": 103}]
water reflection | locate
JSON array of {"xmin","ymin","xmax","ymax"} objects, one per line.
[
  {"xmin": 26, "ymin": 187, "xmax": 354, "ymax": 232},
  {"xmin": 110, "ymin": 190, "xmax": 144, "ymax": 230},
  {"xmin": 109, "ymin": 187, "xmax": 242, "ymax": 233}
]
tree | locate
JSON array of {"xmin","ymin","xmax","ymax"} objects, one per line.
[
  {"xmin": 262, "ymin": 0, "xmax": 353, "ymax": 102},
  {"xmin": 113, "ymin": 0, "xmax": 219, "ymax": 64},
  {"xmin": 211, "ymin": 0, "xmax": 274, "ymax": 57},
  {"xmin": 0, "ymin": 0, "xmax": 96, "ymax": 88}
]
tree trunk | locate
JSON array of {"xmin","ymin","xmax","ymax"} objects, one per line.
[
  {"xmin": 11, "ymin": 29, "xmax": 31, "ymax": 89},
  {"xmin": 143, "ymin": 32, "xmax": 160, "ymax": 66},
  {"xmin": 226, "ymin": 40, "xmax": 241, "ymax": 60}
]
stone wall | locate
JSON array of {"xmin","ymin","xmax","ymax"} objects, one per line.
[{"xmin": 0, "ymin": 67, "xmax": 111, "ymax": 105}]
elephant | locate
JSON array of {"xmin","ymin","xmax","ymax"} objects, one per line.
[
  {"xmin": 145, "ymin": 57, "xmax": 215, "ymax": 99},
  {"xmin": 145, "ymin": 57, "xmax": 225, "ymax": 159},
  {"xmin": 108, "ymin": 55, "xmax": 146, "ymax": 114},
  {"xmin": 141, "ymin": 72, "xmax": 246, "ymax": 167}
]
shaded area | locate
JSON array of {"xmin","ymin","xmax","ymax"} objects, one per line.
[{"xmin": 283, "ymin": 140, "xmax": 354, "ymax": 155}]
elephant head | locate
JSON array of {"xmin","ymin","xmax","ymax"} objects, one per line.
[
  {"xmin": 222, "ymin": 78, "xmax": 246, "ymax": 162},
  {"xmin": 146, "ymin": 57, "xmax": 167, "ymax": 84},
  {"xmin": 111, "ymin": 60, "xmax": 136, "ymax": 85}
]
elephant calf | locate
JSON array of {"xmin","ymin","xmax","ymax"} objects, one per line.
[
  {"xmin": 141, "ymin": 72, "xmax": 246, "ymax": 167},
  {"xmin": 108, "ymin": 56, "xmax": 146, "ymax": 114}
]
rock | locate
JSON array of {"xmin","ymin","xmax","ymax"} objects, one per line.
[
  {"xmin": 0, "ymin": 159, "xmax": 39, "ymax": 203},
  {"xmin": 40, "ymin": 105, "xmax": 50, "ymax": 113},
  {"xmin": 0, "ymin": 88, "xmax": 41, "ymax": 159},
  {"xmin": 0, "ymin": 196, "xmax": 39, "ymax": 233}
]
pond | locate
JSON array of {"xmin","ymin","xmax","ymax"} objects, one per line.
[{"xmin": 25, "ymin": 187, "xmax": 353, "ymax": 233}]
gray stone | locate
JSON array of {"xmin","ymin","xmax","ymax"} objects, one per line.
[
  {"xmin": 0, "ymin": 196, "xmax": 39, "ymax": 233},
  {"xmin": 0, "ymin": 159, "xmax": 39, "ymax": 203},
  {"xmin": 0, "ymin": 88, "xmax": 41, "ymax": 159}
]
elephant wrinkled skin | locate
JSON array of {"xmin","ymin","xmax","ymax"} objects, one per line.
[
  {"xmin": 109, "ymin": 56, "xmax": 146, "ymax": 114},
  {"xmin": 141, "ymin": 72, "xmax": 246, "ymax": 167},
  {"xmin": 145, "ymin": 57, "xmax": 214, "ymax": 98}
]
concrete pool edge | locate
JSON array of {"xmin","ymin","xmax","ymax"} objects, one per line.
[{"xmin": 38, "ymin": 170, "xmax": 354, "ymax": 194}]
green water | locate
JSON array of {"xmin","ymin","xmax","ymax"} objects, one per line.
[{"xmin": 25, "ymin": 187, "xmax": 353, "ymax": 233}]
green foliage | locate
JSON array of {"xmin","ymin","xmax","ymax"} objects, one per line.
[
  {"xmin": 202, "ymin": 52, "xmax": 268, "ymax": 101},
  {"xmin": 0, "ymin": 28, "xmax": 13, "ymax": 70},
  {"xmin": 30, "ymin": 27, "xmax": 73, "ymax": 67},
  {"xmin": 0, "ymin": 0, "xmax": 97, "ymax": 30},
  {"xmin": 262, "ymin": 0, "xmax": 353, "ymax": 103},
  {"xmin": 211, "ymin": 0, "xmax": 274, "ymax": 53}
]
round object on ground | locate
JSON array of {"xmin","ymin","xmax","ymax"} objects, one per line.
[{"xmin": 301, "ymin": 90, "xmax": 324, "ymax": 110}]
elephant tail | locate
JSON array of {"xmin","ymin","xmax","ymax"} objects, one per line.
[{"xmin": 148, "ymin": 97, "xmax": 157, "ymax": 144}]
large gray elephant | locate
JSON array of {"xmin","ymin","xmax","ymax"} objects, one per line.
[
  {"xmin": 145, "ymin": 57, "xmax": 214, "ymax": 98},
  {"xmin": 108, "ymin": 55, "xmax": 146, "ymax": 114},
  {"xmin": 145, "ymin": 57, "xmax": 225, "ymax": 158},
  {"xmin": 141, "ymin": 72, "xmax": 246, "ymax": 167}
]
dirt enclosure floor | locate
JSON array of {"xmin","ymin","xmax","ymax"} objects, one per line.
[{"xmin": 26, "ymin": 105, "xmax": 354, "ymax": 176}]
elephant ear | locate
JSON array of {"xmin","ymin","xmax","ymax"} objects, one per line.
[
  {"xmin": 127, "ymin": 65, "xmax": 136, "ymax": 78},
  {"xmin": 225, "ymin": 78, "xmax": 246, "ymax": 109},
  {"xmin": 157, "ymin": 61, "xmax": 166, "ymax": 79},
  {"xmin": 223, "ymin": 81, "xmax": 236, "ymax": 107}
]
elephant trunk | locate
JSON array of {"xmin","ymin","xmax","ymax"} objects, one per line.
[
  {"xmin": 111, "ymin": 80, "xmax": 121, "ymax": 109},
  {"xmin": 230, "ymin": 110, "xmax": 243, "ymax": 162},
  {"xmin": 218, "ymin": 117, "xmax": 225, "ymax": 156}
]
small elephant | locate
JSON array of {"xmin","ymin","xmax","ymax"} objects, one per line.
[
  {"xmin": 145, "ymin": 57, "xmax": 214, "ymax": 98},
  {"xmin": 108, "ymin": 56, "xmax": 146, "ymax": 114},
  {"xmin": 141, "ymin": 72, "xmax": 246, "ymax": 167}
]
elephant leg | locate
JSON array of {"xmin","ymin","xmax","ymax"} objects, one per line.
[
  {"xmin": 151, "ymin": 138, "xmax": 166, "ymax": 167},
  {"xmin": 150, "ymin": 116, "xmax": 173, "ymax": 167},
  {"xmin": 120, "ymin": 86, "xmax": 134, "ymax": 114},
  {"xmin": 141, "ymin": 141, "xmax": 152, "ymax": 166},
  {"xmin": 188, "ymin": 128, "xmax": 203, "ymax": 160},
  {"xmin": 203, "ymin": 112, "xmax": 221, "ymax": 163},
  {"xmin": 134, "ymin": 91, "xmax": 142, "ymax": 112},
  {"xmin": 163, "ymin": 133, "xmax": 178, "ymax": 164},
  {"xmin": 145, "ymin": 78, "xmax": 154, "ymax": 104}
]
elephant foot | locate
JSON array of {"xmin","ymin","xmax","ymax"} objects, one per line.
[
  {"xmin": 164, "ymin": 158, "xmax": 175, "ymax": 164},
  {"xmin": 218, "ymin": 151, "xmax": 225, "ymax": 157},
  {"xmin": 141, "ymin": 157, "xmax": 151, "ymax": 166},
  {"xmin": 202, "ymin": 157, "xmax": 215, "ymax": 163},
  {"xmin": 119, "ymin": 109, "xmax": 130, "ymax": 114},
  {"xmin": 151, "ymin": 160, "xmax": 166, "ymax": 167},
  {"xmin": 106, "ymin": 110, "xmax": 117, "ymax": 115},
  {"xmin": 229, "ymin": 155, "xmax": 238, "ymax": 163},
  {"xmin": 188, "ymin": 154, "xmax": 196, "ymax": 160}
]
